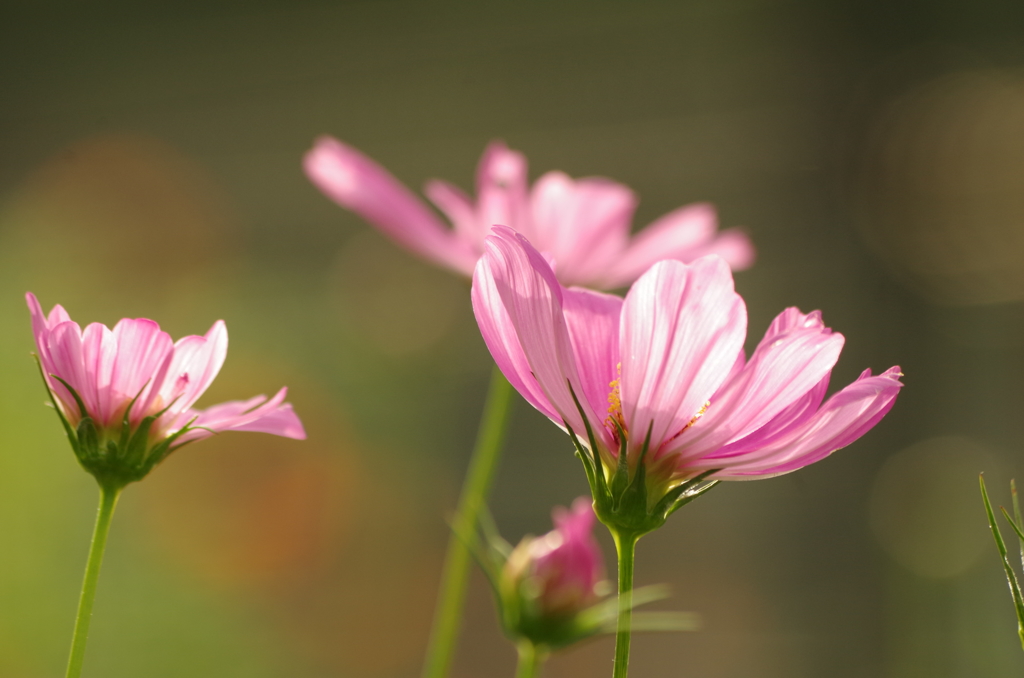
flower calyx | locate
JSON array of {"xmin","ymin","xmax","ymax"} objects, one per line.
[
  {"xmin": 567, "ymin": 384, "xmax": 721, "ymax": 539},
  {"xmin": 38, "ymin": 359, "xmax": 202, "ymax": 491}
]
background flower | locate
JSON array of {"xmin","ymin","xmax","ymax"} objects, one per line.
[{"xmin": 305, "ymin": 137, "xmax": 754, "ymax": 289}]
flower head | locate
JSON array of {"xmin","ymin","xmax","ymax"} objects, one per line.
[
  {"xmin": 304, "ymin": 137, "xmax": 754, "ymax": 289},
  {"xmin": 503, "ymin": 497, "xmax": 605, "ymax": 621},
  {"xmin": 471, "ymin": 227, "xmax": 903, "ymax": 535},
  {"xmin": 28, "ymin": 293, "xmax": 306, "ymax": 489}
]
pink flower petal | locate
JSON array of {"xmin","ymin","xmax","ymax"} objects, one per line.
[
  {"xmin": 178, "ymin": 388, "xmax": 307, "ymax": 443},
  {"xmin": 474, "ymin": 226, "xmax": 603, "ymax": 439},
  {"xmin": 26, "ymin": 292, "xmax": 68, "ymax": 388},
  {"xmin": 475, "ymin": 141, "xmax": 529, "ymax": 237},
  {"xmin": 304, "ymin": 136, "xmax": 475, "ymax": 274},
  {"xmin": 472, "ymin": 252, "xmax": 565, "ymax": 425},
  {"xmin": 619, "ymin": 257, "xmax": 747, "ymax": 453},
  {"xmin": 700, "ymin": 366, "xmax": 904, "ymax": 478},
  {"xmin": 605, "ymin": 204, "xmax": 755, "ymax": 287},
  {"xmin": 45, "ymin": 321, "xmax": 92, "ymax": 419},
  {"xmin": 424, "ymin": 179, "xmax": 478, "ymax": 243},
  {"xmin": 669, "ymin": 309, "xmax": 845, "ymax": 462},
  {"xmin": 80, "ymin": 321, "xmax": 117, "ymax": 425},
  {"xmin": 104, "ymin": 318, "xmax": 175, "ymax": 425},
  {"xmin": 561, "ymin": 287, "xmax": 623, "ymax": 450},
  {"xmin": 529, "ymin": 173, "xmax": 636, "ymax": 287},
  {"xmin": 147, "ymin": 320, "xmax": 228, "ymax": 423},
  {"xmin": 710, "ymin": 372, "xmax": 831, "ymax": 459},
  {"xmin": 532, "ymin": 497, "xmax": 604, "ymax": 614}
]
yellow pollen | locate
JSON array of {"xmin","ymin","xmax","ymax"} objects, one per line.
[
  {"xmin": 664, "ymin": 400, "xmax": 711, "ymax": 445},
  {"xmin": 605, "ymin": 363, "xmax": 627, "ymax": 436},
  {"xmin": 687, "ymin": 400, "xmax": 710, "ymax": 429}
]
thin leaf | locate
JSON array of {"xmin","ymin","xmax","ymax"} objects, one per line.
[
  {"xmin": 577, "ymin": 584, "xmax": 674, "ymax": 628},
  {"xmin": 603, "ymin": 611, "xmax": 702, "ymax": 633},
  {"xmin": 1013, "ymin": 479, "xmax": 1024, "ymax": 572},
  {"xmin": 980, "ymin": 474, "xmax": 1024, "ymax": 650}
]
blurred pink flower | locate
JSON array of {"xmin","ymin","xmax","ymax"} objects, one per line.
[
  {"xmin": 471, "ymin": 227, "xmax": 902, "ymax": 492},
  {"xmin": 304, "ymin": 137, "xmax": 754, "ymax": 289},
  {"xmin": 28, "ymin": 292, "xmax": 305, "ymax": 484},
  {"xmin": 505, "ymin": 497, "xmax": 605, "ymax": 618}
]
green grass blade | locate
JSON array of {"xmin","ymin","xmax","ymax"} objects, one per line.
[{"xmin": 980, "ymin": 474, "xmax": 1024, "ymax": 650}]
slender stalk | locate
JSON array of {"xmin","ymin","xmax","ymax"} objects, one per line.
[
  {"xmin": 66, "ymin": 485, "xmax": 121, "ymax": 678},
  {"xmin": 515, "ymin": 640, "xmax": 545, "ymax": 678},
  {"xmin": 422, "ymin": 367, "xmax": 514, "ymax": 678},
  {"xmin": 612, "ymin": 530, "xmax": 639, "ymax": 678}
]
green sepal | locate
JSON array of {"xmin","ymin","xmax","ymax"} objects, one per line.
[
  {"xmin": 75, "ymin": 416, "xmax": 100, "ymax": 462},
  {"xmin": 565, "ymin": 382, "xmax": 721, "ymax": 539},
  {"xmin": 608, "ymin": 418, "xmax": 631, "ymax": 502},
  {"xmin": 666, "ymin": 474, "xmax": 721, "ymax": 518},
  {"xmin": 49, "ymin": 374, "xmax": 89, "ymax": 422},
  {"xmin": 33, "ymin": 360, "xmax": 196, "ymax": 491},
  {"xmin": 33, "ymin": 355, "xmax": 77, "ymax": 451}
]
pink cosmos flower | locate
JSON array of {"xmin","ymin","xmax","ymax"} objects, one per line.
[
  {"xmin": 504, "ymin": 497, "xmax": 605, "ymax": 619},
  {"xmin": 28, "ymin": 293, "xmax": 305, "ymax": 486},
  {"xmin": 304, "ymin": 137, "xmax": 755, "ymax": 289},
  {"xmin": 471, "ymin": 227, "xmax": 902, "ymax": 505}
]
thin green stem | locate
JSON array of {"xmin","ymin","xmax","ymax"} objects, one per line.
[
  {"xmin": 422, "ymin": 367, "xmax": 514, "ymax": 678},
  {"xmin": 66, "ymin": 485, "xmax": 121, "ymax": 678},
  {"xmin": 515, "ymin": 641, "xmax": 546, "ymax": 678},
  {"xmin": 612, "ymin": 530, "xmax": 639, "ymax": 678}
]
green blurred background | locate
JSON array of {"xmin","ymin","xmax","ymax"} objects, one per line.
[{"xmin": 2, "ymin": 1, "xmax": 1024, "ymax": 676}]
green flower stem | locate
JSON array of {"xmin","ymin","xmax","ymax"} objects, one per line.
[
  {"xmin": 612, "ymin": 530, "xmax": 640, "ymax": 678},
  {"xmin": 422, "ymin": 367, "xmax": 514, "ymax": 678},
  {"xmin": 66, "ymin": 485, "xmax": 121, "ymax": 678},
  {"xmin": 515, "ymin": 640, "xmax": 545, "ymax": 678}
]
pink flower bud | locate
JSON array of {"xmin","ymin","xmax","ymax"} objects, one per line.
[{"xmin": 504, "ymin": 498, "xmax": 605, "ymax": 619}]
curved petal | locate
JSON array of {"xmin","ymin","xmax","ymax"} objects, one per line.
[
  {"xmin": 700, "ymin": 366, "xmax": 904, "ymax": 478},
  {"xmin": 26, "ymin": 292, "xmax": 70, "ymax": 381},
  {"xmin": 689, "ymin": 227, "xmax": 756, "ymax": 271},
  {"xmin": 101, "ymin": 318, "xmax": 175, "ymax": 425},
  {"xmin": 176, "ymin": 388, "xmax": 306, "ymax": 444},
  {"xmin": 529, "ymin": 173, "xmax": 636, "ymax": 286},
  {"xmin": 473, "ymin": 226, "xmax": 605, "ymax": 439},
  {"xmin": 561, "ymin": 287, "xmax": 623, "ymax": 450},
  {"xmin": 304, "ymin": 136, "xmax": 475, "ymax": 274},
  {"xmin": 424, "ymin": 179, "xmax": 479, "ymax": 243},
  {"xmin": 619, "ymin": 256, "xmax": 747, "ymax": 452},
  {"xmin": 604, "ymin": 205, "xmax": 755, "ymax": 287},
  {"xmin": 44, "ymin": 321, "xmax": 92, "ymax": 419},
  {"xmin": 710, "ymin": 372, "xmax": 830, "ymax": 459},
  {"xmin": 148, "ymin": 320, "xmax": 228, "ymax": 421},
  {"xmin": 472, "ymin": 253, "xmax": 563, "ymax": 423},
  {"xmin": 80, "ymin": 322, "xmax": 116, "ymax": 425},
  {"xmin": 668, "ymin": 310, "xmax": 845, "ymax": 461},
  {"xmin": 475, "ymin": 141, "xmax": 529, "ymax": 238}
]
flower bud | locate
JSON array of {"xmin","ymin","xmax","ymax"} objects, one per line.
[{"xmin": 499, "ymin": 498, "xmax": 607, "ymax": 647}]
